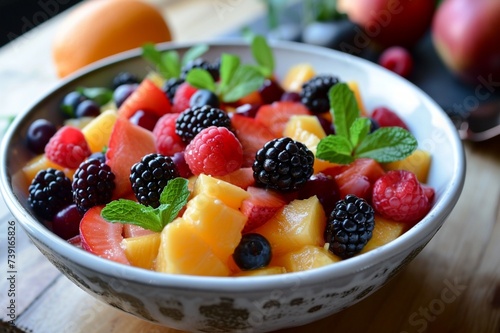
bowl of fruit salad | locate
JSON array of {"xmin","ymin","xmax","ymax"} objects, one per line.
[{"xmin": 0, "ymin": 38, "xmax": 465, "ymax": 332}]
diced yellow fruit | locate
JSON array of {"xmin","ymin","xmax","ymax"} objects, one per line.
[
  {"xmin": 146, "ymin": 71, "xmax": 166, "ymax": 88},
  {"xmin": 156, "ymin": 218, "xmax": 230, "ymax": 276},
  {"xmin": 272, "ymin": 245, "xmax": 340, "ymax": 272},
  {"xmin": 183, "ymin": 193, "xmax": 246, "ymax": 260},
  {"xmin": 22, "ymin": 154, "xmax": 74, "ymax": 185},
  {"xmin": 233, "ymin": 266, "xmax": 286, "ymax": 277},
  {"xmin": 193, "ymin": 174, "xmax": 250, "ymax": 209},
  {"xmin": 284, "ymin": 115, "xmax": 326, "ymax": 139},
  {"xmin": 347, "ymin": 81, "xmax": 367, "ymax": 116},
  {"xmin": 82, "ymin": 109, "xmax": 118, "ymax": 153},
  {"xmin": 384, "ymin": 149, "xmax": 432, "ymax": 183},
  {"xmin": 121, "ymin": 233, "xmax": 161, "ymax": 269},
  {"xmin": 361, "ymin": 215, "xmax": 407, "ymax": 254},
  {"xmin": 254, "ymin": 196, "xmax": 326, "ymax": 256},
  {"xmin": 281, "ymin": 63, "xmax": 316, "ymax": 92}
]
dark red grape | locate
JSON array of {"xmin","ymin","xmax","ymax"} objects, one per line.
[
  {"xmin": 298, "ymin": 173, "xmax": 340, "ymax": 216},
  {"xmin": 129, "ymin": 110, "xmax": 160, "ymax": 131},
  {"xmin": 52, "ymin": 204, "xmax": 82, "ymax": 240},
  {"xmin": 171, "ymin": 151, "xmax": 193, "ymax": 178},
  {"xmin": 75, "ymin": 99, "xmax": 100, "ymax": 118},
  {"xmin": 190, "ymin": 89, "xmax": 220, "ymax": 108},
  {"xmin": 113, "ymin": 83, "xmax": 138, "ymax": 108},
  {"xmin": 235, "ymin": 103, "xmax": 260, "ymax": 118},
  {"xmin": 280, "ymin": 92, "xmax": 301, "ymax": 102},
  {"xmin": 26, "ymin": 119, "xmax": 57, "ymax": 154},
  {"xmin": 316, "ymin": 115, "xmax": 335, "ymax": 135},
  {"xmin": 258, "ymin": 79, "xmax": 285, "ymax": 104}
]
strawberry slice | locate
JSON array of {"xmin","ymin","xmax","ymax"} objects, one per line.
[
  {"xmin": 334, "ymin": 158, "xmax": 386, "ymax": 200},
  {"xmin": 79, "ymin": 205, "xmax": 130, "ymax": 265},
  {"xmin": 255, "ymin": 101, "xmax": 311, "ymax": 137},
  {"xmin": 215, "ymin": 167, "xmax": 255, "ymax": 190},
  {"xmin": 230, "ymin": 114, "xmax": 277, "ymax": 167},
  {"xmin": 117, "ymin": 78, "xmax": 171, "ymax": 119},
  {"xmin": 240, "ymin": 186, "xmax": 287, "ymax": 233},
  {"xmin": 123, "ymin": 224, "xmax": 155, "ymax": 238}
]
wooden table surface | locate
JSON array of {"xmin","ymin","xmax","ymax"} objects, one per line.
[{"xmin": 1, "ymin": 1, "xmax": 499, "ymax": 332}]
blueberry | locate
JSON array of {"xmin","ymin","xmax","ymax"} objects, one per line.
[
  {"xmin": 369, "ymin": 118, "xmax": 380, "ymax": 133},
  {"xmin": 112, "ymin": 71, "xmax": 139, "ymax": 90},
  {"xmin": 26, "ymin": 119, "xmax": 57, "ymax": 154},
  {"xmin": 189, "ymin": 89, "xmax": 220, "ymax": 108},
  {"xmin": 233, "ymin": 233, "xmax": 272, "ymax": 270},
  {"xmin": 61, "ymin": 91, "xmax": 86, "ymax": 117},
  {"xmin": 113, "ymin": 83, "xmax": 138, "ymax": 108},
  {"xmin": 75, "ymin": 99, "xmax": 100, "ymax": 118}
]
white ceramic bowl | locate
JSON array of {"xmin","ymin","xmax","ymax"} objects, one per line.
[{"xmin": 0, "ymin": 40, "xmax": 465, "ymax": 332}]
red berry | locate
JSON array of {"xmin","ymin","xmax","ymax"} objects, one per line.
[
  {"xmin": 378, "ymin": 46, "xmax": 413, "ymax": 78},
  {"xmin": 184, "ymin": 126, "xmax": 243, "ymax": 176},
  {"xmin": 372, "ymin": 170, "xmax": 431, "ymax": 224},
  {"xmin": 172, "ymin": 82, "xmax": 198, "ymax": 113},
  {"xmin": 153, "ymin": 113, "xmax": 186, "ymax": 156},
  {"xmin": 371, "ymin": 107, "xmax": 409, "ymax": 130},
  {"xmin": 45, "ymin": 126, "xmax": 91, "ymax": 169}
]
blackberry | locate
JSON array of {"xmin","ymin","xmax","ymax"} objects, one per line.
[
  {"xmin": 28, "ymin": 168, "xmax": 73, "ymax": 220},
  {"xmin": 175, "ymin": 105, "xmax": 231, "ymax": 143},
  {"xmin": 325, "ymin": 194, "xmax": 375, "ymax": 259},
  {"xmin": 130, "ymin": 153, "xmax": 180, "ymax": 208},
  {"xmin": 72, "ymin": 158, "xmax": 116, "ymax": 214},
  {"xmin": 163, "ymin": 77, "xmax": 185, "ymax": 102},
  {"xmin": 252, "ymin": 137, "xmax": 314, "ymax": 192},
  {"xmin": 180, "ymin": 58, "xmax": 219, "ymax": 81},
  {"xmin": 112, "ymin": 71, "xmax": 140, "ymax": 89},
  {"xmin": 300, "ymin": 75, "xmax": 339, "ymax": 114}
]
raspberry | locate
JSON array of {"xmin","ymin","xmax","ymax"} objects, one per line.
[
  {"xmin": 72, "ymin": 158, "xmax": 116, "ymax": 214},
  {"xmin": 371, "ymin": 107, "xmax": 409, "ymax": 130},
  {"xmin": 184, "ymin": 126, "xmax": 243, "ymax": 176},
  {"xmin": 252, "ymin": 137, "xmax": 314, "ymax": 192},
  {"xmin": 300, "ymin": 75, "xmax": 339, "ymax": 114},
  {"xmin": 153, "ymin": 113, "xmax": 186, "ymax": 156},
  {"xmin": 175, "ymin": 105, "xmax": 231, "ymax": 143},
  {"xmin": 372, "ymin": 170, "xmax": 431, "ymax": 223},
  {"xmin": 325, "ymin": 194, "xmax": 375, "ymax": 259},
  {"xmin": 28, "ymin": 168, "xmax": 73, "ymax": 220},
  {"xmin": 130, "ymin": 153, "xmax": 180, "ymax": 208},
  {"xmin": 45, "ymin": 126, "xmax": 91, "ymax": 169},
  {"xmin": 172, "ymin": 82, "xmax": 198, "ymax": 113}
]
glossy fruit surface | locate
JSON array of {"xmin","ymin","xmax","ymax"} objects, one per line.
[
  {"xmin": 378, "ymin": 46, "xmax": 413, "ymax": 78},
  {"xmin": 26, "ymin": 119, "xmax": 57, "ymax": 154},
  {"xmin": 233, "ymin": 233, "xmax": 272, "ymax": 270}
]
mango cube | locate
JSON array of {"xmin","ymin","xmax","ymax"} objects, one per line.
[
  {"xmin": 361, "ymin": 215, "xmax": 407, "ymax": 254},
  {"xmin": 121, "ymin": 233, "xmax": 161, "ymax": 269},
  {"xmin": 81, "ymin": 109, "xmax": 118, "ymax": 153},
  {"xmin": 384, "ymin": 149, "xmax": 432, "ymax": 183},
  {"xmin": 272, "ymin": 245, "xmax": 341, "ymax": 272},
  {"xmin": 193, "ymin": 174, "xmax": 250, "ymax": 209}
]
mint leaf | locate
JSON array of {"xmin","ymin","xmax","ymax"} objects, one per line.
[
  {"xmin": 251, "ymin": 35, "xmax": 274, "ymax": 78},
  {"xmin": 354, "ymin": 127, "xmax": 417, "ymax": 162},
  {"xmin": 222, "ymin": 65, "xmax": 266, "ymax": 103},
  {"xmin": 186, "ymin": 68, "xmax": 216, "ymax": 92},
  {"xmin": 330, "ymin": 83, "xmax": 360, "ymax": 138},
  {"xmin": 316, "ymin": 135, "xmax": 354, "ymax": 164},
  {"xmin": 77, "ymin": 87, "xmax": 113, "ymax": 106},
  {"xmin": 182, "ymin": 44, "xmax": 209, "ymax": 67},
  {"xmin": 219, "ymin": 53, "xmax": 241, "ymax": 95},
  {"xmin": 161, "ymin": 50, "xmax": 181, "ymax": 79},
  {"xmin": 349, "ymin": 117, "xmax": 371, "ymax": 147},
  {"xmin": 142, "ymin": 43, "xmax": 169, "ymax": 76},
  {"xmin": 101, "ymin": 177, "xmax": 190, "ymax": 232},
  {"xmin": 101, "ymin": 199, "xmax": 163, "ymax": 232}
]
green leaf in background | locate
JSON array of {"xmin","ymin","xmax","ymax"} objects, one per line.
[
  {"xmin": 142, "ymin": 43, "xmax": 169, "ymax": 75},
  {"xmin": 182, "ymin": 44, "xmax": 209, "ymax": 67},
  {"xmin": 77, "ymin": 87, "xmax": 113, "ymax": 106},
  {"xmin": 186, "ymin": 68, "xmax": 216, "ymax": 92},
  {"xmin": 218, "ymin": 53, "xmax": 241, "ymax": 95},
  {"xmin": 222, "ymin": 65, "xmax": 266, "ymax": 103},
  {"xmin": 161, "ymin": 50, "xmax": 181, "ymax": 79},
  {"xmin": 316, "ymin": 134, "xmax": 354, "ymax": 164},
  {"xmin": 251, "ymin": 35, "xmax": 274, "ymax": 78},
  {"xmin": 329, "ymin": 83, "xmax": 360, "ymax": 139},
  {"xmin": 349, "ymin": 117, "xmax": 371, "ymax": 147},
  {"xmin": 354, "ymin": 127, "xmax": 418, "ymax": 163}
]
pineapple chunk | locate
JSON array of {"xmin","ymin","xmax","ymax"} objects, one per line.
[
  {"xmin": 254, "ymin": 196, "xmax": 326, "ymax": 256},
  {"xmin": 384, "ymin": 149, "xmax": 432, "ymax": 183},
  {"xmin": 233, "ymin": 266, "xmax": 286, "ymax": 277},
  {"xmin": 281, "ymin": 63, "xmax": 316, "ymax": 92},
  {"xmin": 284, "ymin": 115, "xmax": 326, "ymax": 139},
  {"xmin": 347, "ymin": 81, "xmax": 367, "ymax": 116},
  {"xmin": 361, "ymin": 215, "xmax": 407, "ymax": 254},
  {"xmin": 272, "ymin": 245, "xmax": 340, "ymax": 272},
  {"xmin": 121, "ymin": 233, "xmax": 161, "ymax": 269},
  {"xmin": 183, "ymin": 193, "xmax": 246, "ymax": 260},
  {"xmin": 193, "ymin": 174, "xmax": 250, "ymax": 209},
  {"xmin": 22, "ymin": 154, "xmax": 75, "ymax": 184},
  {"xmin": 156, "ymin": 218, "xmax": 230, "ymax": 276},
  {"xmin": 82, "ymin": 109, "xmax": 118, "ymax": 153}
]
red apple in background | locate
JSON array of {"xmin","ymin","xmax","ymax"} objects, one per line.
[
  {"xmin": 432, "ymin": 0, "xmax": 500, "ymax": 84},
  {"xmin": 337, "ymin": 0, "xmax": 436, "ymax": 49}
]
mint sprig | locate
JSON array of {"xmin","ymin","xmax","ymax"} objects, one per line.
[
  {"xmin": 101, "ymin": 177, "xmax": 190, "ymax": 232},
  {"xmin": 142, "ymin": 43, "xmax": 209, "ymax": 79},
  {"xmin": 316, "ymin": 83, "xmax": 417, "ymax": 164},
  {"xmin": 185, "ymin": 53, "xmax": 265, "ymax": 103},
  {"xmin": 250, "ymin": 35, "xmax": 274, "ymax": 78}
]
